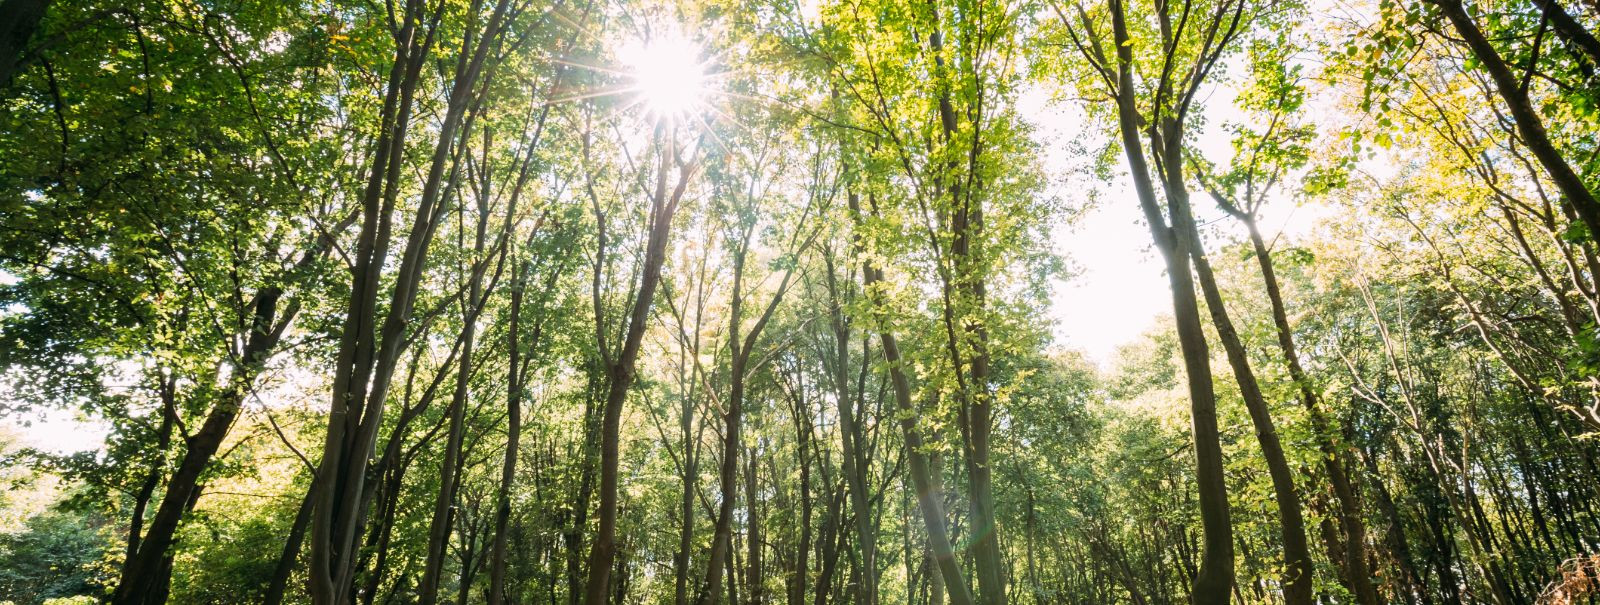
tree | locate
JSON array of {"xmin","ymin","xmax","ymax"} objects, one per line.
[
  {"xmin": 1053, "ymin": 0, "xmax": 1260, "ymax": 600},
  {"xmin": 579, "ymin": 111, "xmax": 700, "ymax": 605}
]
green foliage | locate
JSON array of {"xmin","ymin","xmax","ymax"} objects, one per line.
[
  {"xmin": 2, "ymin": 0, "xmax": 1599, "ymax": 604},
  {"xmin": 0, "ymin": 508, "xmax": 110, "ymax": 605}
]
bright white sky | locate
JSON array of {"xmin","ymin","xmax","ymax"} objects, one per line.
[
  {"xmin": 1018, "ymin": 88, "xmax": 1168, "ymax": 365},
  {"xmin": 1021, "ymin": 79, "xmax": 1331, "ymax": 367}
]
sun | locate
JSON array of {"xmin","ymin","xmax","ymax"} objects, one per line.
[{"xmin": 618, "ymin": 33, "xmax": 707, "ymax": 120}]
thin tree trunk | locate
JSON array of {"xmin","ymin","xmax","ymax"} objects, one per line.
[
  {"xmin": 113, "ymin": 288, "xmax": 287, "ymax": 605},
  {"xmin": 1240, "ymin": 218, "xmax": 1380, "ymax": 604},
  {"xmin": 488, "ymin": 252, "xmax": 544, "ymax": 604},
  {"xmin": 700, "ymin": 171, "xmax": 807, "ymax": 605},
  {"xmin": 675, "ymin": 374, "xmax": 701, "ymax": 605},
  {"xmin": 420, "ymin": 158, "xmax": 501, "ymax": 604},
  {"xmin": 1185, "ymin": 234, "xmax": 1314, "ymax": 605},
  {"xmin": 1094, "ymin": 1, "xmax": 1237, "ymax": 599},
  {"xmin": 700, "ymin": 355, "xmax": 749, "ymax": 605},
  {"xmin": 850, "ymin": 191, "xmax": 976, "ymax": 605},
  {"xmin": 925, "ymin": 14, "xmax": 1003, "ymax": 603},
  {"xmin": 121, "ymin": 374, "xmax": 176, "ymax": 577},
  {"xmin": 746, "ymin": 445, "xmax": 763, "ymax": 605},
  {"xmin": 309, "ymin": 1, "xmax": 512, "ymax": 599},
  {"xmin": 824, "ymin": 251, "xmax": 878, "ymax": 605},
  {"xmin": 265, "ymin": 476, "xmax": 318, "ymax": 605},
  {"xmin": 789, "ymin": 385, "xmax": 815, "ymax": 605}
]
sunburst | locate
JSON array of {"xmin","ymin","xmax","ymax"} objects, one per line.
[{"xmin": 617, "ymin": 32, "xmax": 708, "ymax": 122}]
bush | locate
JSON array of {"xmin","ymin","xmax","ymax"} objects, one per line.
[{"xmin": 0, "ymin": 510, "xmax": 109, "ymax": 605}]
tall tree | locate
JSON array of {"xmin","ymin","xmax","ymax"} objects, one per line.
[
  {"xmin": 580, "ymin": 116, "xmax": 699, "ymax": 605},
  {"xmin": 1055, "ymin": 0, "xmax": 1264, "ymax": 600}
]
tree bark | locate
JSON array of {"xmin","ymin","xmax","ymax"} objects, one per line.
[
  {"xmin": 112, "ymin": 288, "xmax": 285, "ymax": 605},
  {"xmin": 1094, "ymin": 1, "xmax": 1237, "ymax": 600},
  {"xmin": 0, "ymin": 0, "xmax": 50, "ymax": 87},
  {"xmin": 925, "ymin": 14, "xmax": 1004, "ymax": 603},
  {"xmin": 418, "ymin": 203, "xmax": 493, "ymax": 605},
  {"xmin": 745, "ymin": 445, "xmax": 763, "ymax": 605},
  {"xmin": 488, "ymin": 258, "xmax": 534, "ymax": 604},
  {"xmin": 699, "ymin": 157, "xmax": 807, "ymax": 605},
  {"xmin": 1184, "ymin": 227, "xmax": 1314, "ymax": 605},
  {"xmin": 309, "ymin": 1, "xmax": 512, "ymax": 599},
  {"xmin": 1240, "ymin": 218, "xmax": 1380, "ymax": 604},
  {"xmin": 1531, "ymin": 0, "xmax": 1600, "ymax": 68},
  {"xmin": 120, "ymin": 374, "xmax": 175, "ymax": 579},
  {"xmin": 824, "ymin": 251, "xmax": 878, "ymax": 605},
  {"xmin": 264, "ymin": 476, "xmax": 318, "ymax": 605}
]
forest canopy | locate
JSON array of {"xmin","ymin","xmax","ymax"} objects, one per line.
[{"xmin": 1, "ymin": 0, "xmax": 1599, "ymax": 603}]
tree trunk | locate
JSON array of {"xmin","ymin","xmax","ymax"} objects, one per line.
[
  {"xmin": 309, "ymin": 2, "xmax": 512, "ymax": 600},
  {"xmin": 675, "ymin": 382, "xmax": 700, "ymax": 605},
  {"xmin": 113, "ymin": 289, "xmax": 285, "ymax": 605},
  {"xmin": 488, "ymin": 257, "xmax": 537, "ymax": 604},
  {"xmin": 1532, "ymin": 0, "xmax": 1600, "ymax": 68},
  {"xmin": 1241, "ymin": 218, "xmax": 1380, "ymax": 604},
  {"xmin": 581, "ymin": 134, "xmax": 692, "ymax": 605},
  {"xmin": 824, "ymin": 253, "xmax": 878, "ymax": 605},
  {"xmin": 0, "ymin": 0, "xmax": 50, "ymax": 87},
  {"xmin": 1185, "ymin": 230, "xmax": 1314, "ymax": 605},
  {"xmin": 120, "ymin": 374, "xmax": 175, "ymax": 579},
  {"xmin": 700, "ymin": 173, "xmax": 805, "ymax": 605},
  {"xmin": 700, "ymin": 357, "xmax": 748, "ymax": 605},
  {"xmin": 746, "ymin": 445, "xmax": 763, "ymax": 605},
  {"xmin": 1099, "ymin": 1, "xmax": 1236, "ymax": 599},
  {"xmin": 264, "ymin": 476, "xmax": 318, "ymax": 605},
  {"xmin": 926, "ymin": 15, "xmax": 1004, "ymax": 603},
  {"xmin": 420, "ymin": 166, "xmax": 499, "ymax": 604},
  {"xmin": 850, "ymin": 191, "xmax": 976, "ymax": 605}
]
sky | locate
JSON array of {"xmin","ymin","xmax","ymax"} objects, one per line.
[
  {"xmin": 1025, "ymin": 98, "xmax": 1170, "ymax": 365},
  {"xmin": 1044, "ymin": 178, "xmax": 1329, "ymax": 367},
  {"xmin": 1022, "ymin": 78, "xmax": 1332, "ymax": 367}
]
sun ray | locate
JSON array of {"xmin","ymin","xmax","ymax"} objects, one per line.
[
  {"xmin": 691, "ymin": 111, "xmax": 734, "ymax": 157},
  {"xmin": 549, "ymin": 57, "xmax": 634, "ymax": 78},
  {"xmin": 538, "ymin": 84, "xmax": 641, "ymax": 107},
  {"xmin": 546, "ymin": 7, "xmax": 609, "ymax": 49}
]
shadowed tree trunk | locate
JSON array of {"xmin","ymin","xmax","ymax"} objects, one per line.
[
  {"xmin": 264, "ymin": 476, "xmax": 317, "ymax": 605},
  {"xmin": 113, "ymin": 288, "xmax": 290, "ymax": 605},
  {"xmin": 309, "ymin": 0, "xmax": 516, "ymax": 600},
  {"xmin": 1061, "ymin": 1, "xmax": 1248, "ymax": 600},
  {"xmin": 0, "ymin": 0, "xmax": 50, "ymax": 87},
  {"xmin": 699, "ymin": 162, "xmax": 809, "ymax": 605},
  {"xmin": 1184, "ymin": 224, "xmax": 1314, "ymax": 605},
  {"xmin": 924, "ymin": 12, "xmax": 1004, "ymax": 603},
  {"xmin": 418, "ymin": 168, "xmax": 504, "ymax": 604},
  {"xmin": 1238, "ymin": 211, "xmax": 1380, "ymax": 604},
  {"xmin": 823, "ymin": 248, "xmax": 878, "ymax": 605}
]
